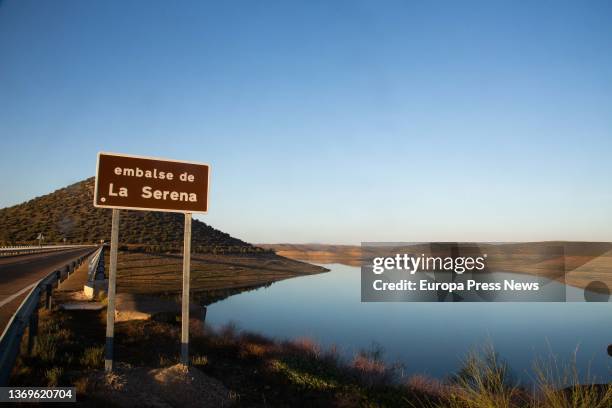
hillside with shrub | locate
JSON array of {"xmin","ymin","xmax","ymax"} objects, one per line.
[{"xmin": 0, "ymin": 178, "xmax": 262, "ymax": 254}]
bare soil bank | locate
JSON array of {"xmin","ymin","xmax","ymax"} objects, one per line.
[
  {"xmin": 108, "ymin": 250, "xmax": 328, "ymax": 301},
  {"xmin": 258, "ymin": 243, "xmax": 363, "ymax": 266}
]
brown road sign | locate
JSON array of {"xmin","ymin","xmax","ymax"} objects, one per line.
[{"xmin": 94, "ymin": 152, "xmax": 210, "ymax": 213}]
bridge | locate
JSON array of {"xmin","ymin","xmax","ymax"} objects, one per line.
[{"xmin": 0, "ymin": 245, "xmax": 100, "ymax": 385}]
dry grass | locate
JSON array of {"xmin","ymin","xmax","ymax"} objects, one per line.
[
  {"xmin": 79, "ymin": 346, "xmax": 104, "ymax": 368},
  {"xmin": 405, "ymin": 375, "xmax": 447, "ymax": 398},
  {"xmin": 422, "ymin": 345, "xmax": 611, "ymax": 408},
  {"xmin": 442, "ymin": 344, "xmax": 524, "ymax": 407},
  {"xmin": 159, "ymin": 354, "xmax": 180, "ymax": 367},
  {"xmin": 190, "ymin": 354, "xmax": 209, "ymax": 366},
  {"xmin": 531, "ymin": 352, "xmax": 612, "ymax": 408},
  {"xmin": 44, "ymin": 367, "xmax": 64, "ymax": 387}
]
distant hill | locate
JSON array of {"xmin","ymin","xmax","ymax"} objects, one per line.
[
  {"xmin": 0, "ymin": 178, "xmax": 259, "ymax": 253},
  {"xmin": 261, "ymin": 242, "xmax": 612, "ymax": 293}
]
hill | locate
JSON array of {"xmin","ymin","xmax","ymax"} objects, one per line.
[
  {"xmin": 0, "ymin": 177, "xmax": 329, "ymax": 297},
  {"xmin": 0, "ymin": 178, "xmax": 256, "ymax": 253}
]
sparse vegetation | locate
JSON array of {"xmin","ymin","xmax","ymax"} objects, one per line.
[
  {"xmin": 80, "ymin": 346, "xmax": 104, "ymax": 368},
  {"xmin": 12, "ymin": 309, "xmax": 609, "ymax": 407},
  {"xmin": 420, "ymin": 345, "xmax": 612, "ymax": 408},
  {"xmin": 44, "ymin": 367, "xmax": 64, "ymax": 387},
  {"xmin": 32, "ymin": 335, "xmax": 58, "ymax": 364},
  {"xmin": 191, "ymin": 354, "xmax": 209, "ymax": 366},
  {"xmin": 12, "ymin": 309, "xmax": 105, "ymax": 389},
  {"xmin": 442, "ymin": 344, "xmax": 524, "ymax": 407},
  {"xmin": 531, "ymin": 352, "xmax": 612, "ymax": 408}
]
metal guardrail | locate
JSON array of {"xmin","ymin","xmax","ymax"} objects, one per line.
[
  {"xmin": 86, "ymin": 247, "xmax": 106, "ymax": 283},
  {"xmin": 0, "ymin": 245, "xmax": 95, "ymax": 257},
  {"xmin": 0, "ymin": 245, "xmax": 95, "ymax": 258},
  {"xmin": 0, "ymin": 246, "xmax": 100, "ymax": 385}
]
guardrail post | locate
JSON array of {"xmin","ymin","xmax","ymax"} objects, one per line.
[
  {"xmin": 95, "ymin": 253, "xmax": 105, "ymax": 281},
  {"xmin": 200, "ymin": 306, "xmax": 207, "ymax": 331},
  {"xmin": 201, "ymin": 306, "xmax": 207, "ymax": 325},
  {"xmin": 84, "ymin": 247, "xmax": 106, "ymax": 299},
  {"xmin": 45, "ymin": 284, "xmax": 52, "ymax": 309},
  {"xmin": 27, "ymin": 309, "xmax": 39, "ymax": 355}
]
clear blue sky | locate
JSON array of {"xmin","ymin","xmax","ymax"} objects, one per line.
[{"xmin": 1, "ymin": 1, "xmax": 611, "ymax": 244}]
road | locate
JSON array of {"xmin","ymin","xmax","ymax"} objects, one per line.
[{"xmin": 0, "ymin": 247, "xmax": 95, "ymax": 331}]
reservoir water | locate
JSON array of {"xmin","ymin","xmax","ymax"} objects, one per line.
[{"xmin": 206, "ymin": 264, "xmax": 611, "ymax": 383}]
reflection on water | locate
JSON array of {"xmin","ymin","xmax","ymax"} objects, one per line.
[{"xmin": 206, "ymin": 264, "xmax": 612, "ymax": 382}]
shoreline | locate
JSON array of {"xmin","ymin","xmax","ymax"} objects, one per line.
[
  {"xmin": 11, "ymin": 308, "xmax": 610, "ymax": 407},
  {"xmin": 261, "ymin": 242, "xmax": 612, "ymax": 295}
]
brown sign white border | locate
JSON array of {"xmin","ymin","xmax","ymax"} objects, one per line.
[{"xmin": 93, "ymin": 151, "xmax": 211, "ymax": 214}]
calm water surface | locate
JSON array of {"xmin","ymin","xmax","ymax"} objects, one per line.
[{"xmin": 206, "ymin": 264, "xmax": 612, "ymax": 382}]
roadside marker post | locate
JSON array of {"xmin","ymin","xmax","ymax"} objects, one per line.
[{"xmin": 94, "ymin": 152, "xmax": 209, "ymax": 371}]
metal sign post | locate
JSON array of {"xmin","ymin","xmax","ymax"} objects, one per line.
[
  {"xmin": 105, "ymin": 209, "xmax": 120, "ymax": 372},
  {"xmin": 181, "ymin": 213, "xmax": 192, "ymax": 365},
  {"xmin": 93, "ymin": 152, "xmax": 210, "ymax": 372}
]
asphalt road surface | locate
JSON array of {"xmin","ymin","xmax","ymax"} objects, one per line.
[{"xmin": 0, "ymin": 247, "xmax": 95, "ymax": 331}]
